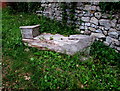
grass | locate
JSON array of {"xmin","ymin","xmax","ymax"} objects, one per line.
[{"xmin": 2, "ymin": 8, "xmax": 120, "ymax": 90}]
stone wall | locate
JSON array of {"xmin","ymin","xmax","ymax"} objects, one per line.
[{"xmin": 36, "ymin": 2, "xmax": 120, "ymax": 52}]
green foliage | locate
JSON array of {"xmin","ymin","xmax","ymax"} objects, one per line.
[
  {"xmin": 61, "ymin": 2, "xmax": 77, "ymax": 30},
  {"xmin": 38, "ymin": 16, "xmax": 79, "ymax": 35},
  {"xmin": 99, "ymin": 2, "xmax": 120, "ymax": 13},
  {"xmin": 61, "ymin": 2, "xmax": 68, "ymax": 25},
  {"xmin": 90, "ymin": 41, "xmax": 120, "ymax": 66},
  {"xmin": 2, "ymin": 9, "xmax": 120, "ymax": 90},
  {"xmin": 7, "ymin": 2, "xmax": 41, "ymax": 13}
]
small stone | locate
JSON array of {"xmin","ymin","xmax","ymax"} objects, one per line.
[
  {"xmin": 75, "ymin": 13, "xmax": 78, "ymax": 16},
  {"xmin": 101, "ymin": 14, "xmax": 107, "ymax": 18},
  {"xmin": 81, "ymin": 23, "xmax": 85, "ymax": 26},
  {"xmin": 76, "ymin": 64, "xmax": 79, "ymax": 67},
  {"xmin": 75, "ymin": 10, "xmax": 81, "ymax": 13},
  {"xmin": 20, "ymin": 25, "xmax": 40, "ymax": 39},
  {"xmin": 117, "ymin": 31, "xmax": 120, "ymax": 36},
  {"xmin": 84, "ymin": 30, "xmax": 91, "ymax": 35},
  {"xmin": 118, "ymin": 19, "xmax": 120, "ymax": 23},
  {"xmin": 80, "ymin": 26, "xmax": 85, "ymax": 30},
  {"xmin": 24, "ymin": 76, "xmax": 31, "ymax": 80},
  {"xmin": 56, "ymin": 17, "xmax": 62, "ymax": 21},
  {"xmin": 76, "ymin": 28, "xmax": 80, "ymax": 31},
  {"xmin": 83, "ymin": 11, "xmax": 86, "ymax": 14},
  {"xmin": 76, "ymin": 2, "xmax": 83, "ymax": 7},
  {"xmin": 48, "ymin": 3, "xmax": 52, "ymax": 7},
  {"xmin": 99, "ymin": 19, "xmax": 111, "ymax": 29},
  {"xmin": 104, "ymin": 28, "xmax": 109, "ymax": 31},
  {"xmin": 106, "ymin": 36, "xmax": 120, "ymax": 46},
  {"xmin": 91, "ymin": 6, "xmax": 97, "ymax": 10},
  {"xmin": 104, "ymin": 41, "xmax": 110, "ymax": 46},
  {"xmin": 90, "ymin": 13, "xmax": 94, "ymax": 16},
  {"xmin": 110, "ymin": 44, "xmax": 115, "ymax": 48},
  {"xmin": 84, "ymin": 5, "xmax": 91, "ymax": 10},
  {"xmin": 75, "ymin": 21, "xmax": 80, "ymax": 25},
  {"xmin": 81, "ymin": 31, "xmax": 84, "ymax": 34},
  {"xmin": 90, "ymin": 33, "xmax": 105, "ymax": 39},
  {"xmin": 111, "ymin": 19, "xmax": 117, "ymax": 27},
  {"xmin": 91, "ymin": 24, "xmax": 98, "ymax": 28},
  {"xmin": 103, "ymin": 31, "xmax": 108, "ymax": 35},
  {"xmin": 109, "ymin": 28, "xmax": 117, "ymax": 32},
  {"xmin": 81, "ymin": 17, "xmax": 90, "ymax": 22},
  {"xmin": 90, "ymin": 17, "xmax": 98, "ymax": 25},
  {"xmin": 41, "ymin": 4, "xmax": 47, "ymax": 7},
  {"xmin": 108, "ymin": 32, "xmax": 119, "ymax": 39},
  {"xmin": 96, "ymin": 6, "xmax": 101, "ymax": 11},
  {"xmin": 85, "ymin": 26, "xmax": 88, "ymax": 30},
  {"xmin": 85, "ymin": 23, "xmax": 90, "ymax": 26},
  {"xmin": 84, "ymin": 12, "xmax": 91, "ymax": 17},
  {"xmin": 115, "ymin": 40, "xmax": 120, "ymax": 46},
  {"xmin": 106, "ymin": 37, "xmax": 112, "ymax": 44},
  {"xmin": 116, "ymin": 24, "xmax": 120, "ymax": 30},
  {"xmin": 95, "ymin": 29, "xmax": 102, "ymax": 33},
  {"xmin": 89, "ymin": 27, "xmax": 96, "ymax": 31},
  {"xmin": 106, "ymin": 36, "xmax": 112, "ymax": 45},
  {"xmin": 116, "ymin": 47, "xmax": 120, "ymax": 51},
  {"xmin": 78, "ymin": 14, "xmax": 84, "ymax": 17},
  {"xmin": 94, "ymin": 12, "xmax": 101, "ymax": 19},
  {"xmin": 91, "ymin": 2, "xmax": 99, "ymax": 5}
]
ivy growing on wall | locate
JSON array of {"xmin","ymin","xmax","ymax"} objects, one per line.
[
  {"xmin": 61, "ymin": 2, "xmax": 77, "ymax": 30},
  {"xmin": 61, "ymin": 2, "xmax": 68, "ymax": 25},
  {"xmin": 7, "ymin": 2, "xmax": 41, "ymax": 13},
  {"xmin": 99, "ymin": 2, "xmax": 120, "ymax": 14},
  {"xmin": 69, "ymin": 2, "xmax": 77, "ymax": 30}
]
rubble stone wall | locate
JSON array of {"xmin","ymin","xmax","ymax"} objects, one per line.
[{"xmin": 37, "ymin": 2, "xmax": 120, "ymax": 52}]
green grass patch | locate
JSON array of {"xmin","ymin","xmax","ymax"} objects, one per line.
[{"xmin": 2, "ymin": 8, "xmax": 120, "ymax": 90}]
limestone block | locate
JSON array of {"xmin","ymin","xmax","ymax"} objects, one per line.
[
  {"xmin": 80, "ymin": 26, "xmax": 85, "ymax": 30},
  {"xmin": 90, "ymin": 17, "xmax": 98, "ymax": 25},
  {"xmin": 106, "ymin": 36, "xmax": 120, "ymax": 46},
  {"xmin": 91, "ymin": 24, "xmax": 98, "ymax": 28},
  {"xmin": 84, "ymin": 11, "xmax": 91, "ymax": 17},
  {"xmin": 96, "ymin": 6, "xmax": 101, "ymax": 11},
  {"xmin": 94, "ymin": 12, "xmax": 101, "ymax": 19},
  {"xmin": 81, "ymin": 17, "xmax": 90, "ymax": 22},
  {"xmin": 95, "ymin": 29, "xmax": 102, "ymax": 33},
  {"xmin": 89, "ymin": 27, "xmax": 96, "ymax": 32},
  {"xmin": 111, "ymin": 19, "xmax": 117, "ymax": 27},
  {"xmin": 109, "ymin": 28, "xmax": 117, "ymax": 32},
  {"xmin": 85, "ymin": 23, "xmax": 91, "ymax": 26},
  {"xmin": 84, "ymin": 5, "xmax": 91, "ymax": 10},
  {"xmin": 90, "ymin": 33, "xmax": 105, "ymax": 39},
  {"xmin": 84, "ymin": 30, "xmax": 91, "ymax": 35},
  {"xmin": 103, "ymin": 31, "xmax": 108, "ymax": 36},
  {"xmin": 116, "ymin": 47, "xmax": 120, "ymax": 51},
  {"xmin": 118, "ymin": 19, "xmax": 120, "ymax": 23},
  {"xmin": 108, "ymin": 32, "xmax": 119, "ymax": 39},
  {"xmin": 22, "ymin": 33, "xmax": 95, "ymax": 55},
  {"xmin": 116, "ymin": 24, "xmax": 120, "ymax": 30},
  {"xmin": 84, "ymin": 5, "xmax": 96, "ymax": 11},
  {"xmin": 99, "ymin": 19, "xmax": 111, "ymax": 29},
  {"xmin": 20, "ymin": 25, "xmax": 40, "ymax": 39},
  {"xmin": 91, "ymin": 6, "xmax": 97, "ymax": 11}
]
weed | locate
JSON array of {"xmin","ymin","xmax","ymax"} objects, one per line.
[
  {"xmin": 50, "ymin": 36, "xmax": 54, "ymax": 40},
  {"xmin": 2, "ymin": 8, "xmax": 120, "ymax": 90}
]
